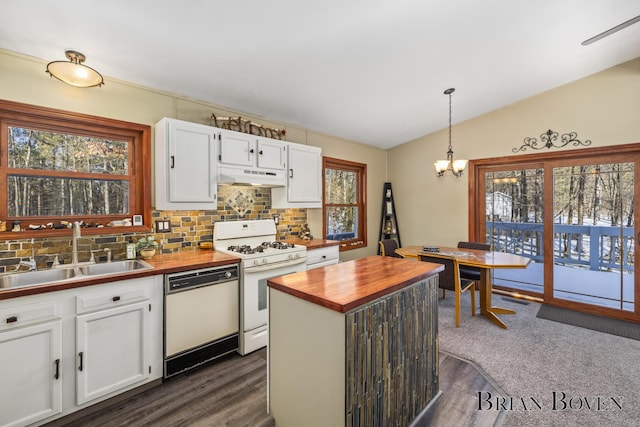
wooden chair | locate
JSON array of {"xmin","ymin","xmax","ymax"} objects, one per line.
[
  {"xmin": 457, "ymin": 241, "xmax": 491, "ymax": 287},
  {"xmin": 379, "ymin": 239, "xmax": 401, "ymax": 257},
  {"xmin": 419, "ymin": 253, "xmax": 475, "ymax": 327}
]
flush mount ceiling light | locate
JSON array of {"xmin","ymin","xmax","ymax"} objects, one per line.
[
  {"xmin": 46, "ymin": 50, "xmax": 104, "ymax": 87},
  {"xmin": 434, "ymin": 88, "xmax": 467, "ymax": 178}
]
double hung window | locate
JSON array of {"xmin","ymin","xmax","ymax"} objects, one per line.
[{"xmin": 323, "ymin": 157, "xmax": 367, "ymax": 250}]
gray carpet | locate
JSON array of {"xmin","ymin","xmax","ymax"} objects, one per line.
[
  {"xmin": 536, "ymin": 304, "xmax": 640, "ymax": 341},
  {"xmin": 437, "ymin": 293, "xmax": 640, "ymax": 427}
]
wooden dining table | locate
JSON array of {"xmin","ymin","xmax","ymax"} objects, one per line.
[{"xmin": 395, "ymin": 246, "xmax": 531, "ymax": 329}]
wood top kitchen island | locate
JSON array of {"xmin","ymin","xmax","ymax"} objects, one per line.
[{"xmin": 267, "ymin": 256, "xmax": 443, "ymax": 427}]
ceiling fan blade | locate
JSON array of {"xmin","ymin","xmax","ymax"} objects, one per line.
[{"xmin": 582, "ymin": 14, "xmax": 640, "ymax": 45}]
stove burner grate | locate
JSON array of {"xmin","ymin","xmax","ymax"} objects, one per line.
[{"xmin": 226, "ymin": 242, "xmax": 297, "ymax": 254}]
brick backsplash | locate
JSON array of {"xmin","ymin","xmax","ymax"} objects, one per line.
[{"xmin": 0, "ymin": 186, "xmax": 308, "ymax": 272}]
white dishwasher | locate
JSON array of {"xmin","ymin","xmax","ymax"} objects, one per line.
[{"xmin": 164, "ymin": 264, "xmax": 239, "ymax": 378}]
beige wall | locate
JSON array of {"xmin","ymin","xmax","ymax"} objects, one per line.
[
  {"xmin": 3, "ymin": 48, "xmax": 637, "ymax": 258},
  {"xmin": 0, "ymin": 48, "xmax": 387, "ymax": 259},
  {"xmin": 306, "ymin": 133, "xmax": 387, "ymax": 262},
  {"xmin": 387, "ymin": 57, "xmax": 640, "ymax": 247}
]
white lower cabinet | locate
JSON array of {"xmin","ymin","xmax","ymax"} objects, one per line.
[
  {"xmin": 76, "ymin": 300, "xmax": 150, "ymax": 405},
  {"xmin": 0, "ymin": 275, "xmax": 162, "ymax": 427},
  {"xmin": 0, "ymin": 312, "xmax": 62, "ymax": 427},
  {"xmin": 306, "ymin": 245, "xmax": 340, "ymax": 270}
]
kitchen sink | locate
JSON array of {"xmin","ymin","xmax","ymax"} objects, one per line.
[
  {"xmin": 0, "ymin": 267, "xmax": 77, "ymax": 289},
  {"xmin": 0, "ymin": 260, "xmax": 153, "ymax": 289},
  {"xmin": 77, "ymin": 259, "xmax": 153, "ymax": 276}
]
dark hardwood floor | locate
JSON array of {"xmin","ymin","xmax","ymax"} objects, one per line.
[
  {"xmin": 51, "ymin": 349, "xmax": 503, "ymax": 427},
  {"xmin": 415, "ymin": 352, "xmax": 505, "ymax": 427}
]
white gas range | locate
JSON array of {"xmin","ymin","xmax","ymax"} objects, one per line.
[{"xmin": 213, "ymin": 219, "xmax": 307, "ymax": 355}]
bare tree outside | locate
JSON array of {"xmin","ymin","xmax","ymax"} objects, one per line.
[
  {"xmin": 325, "ymin": 168, "xmax": 357, "ymax": 240},
  {"xmin": 7, "ymin": 126, "xmax": 130, "ymax": 217}
]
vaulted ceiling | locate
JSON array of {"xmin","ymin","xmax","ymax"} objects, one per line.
[{"xmin": 2, "ymin": 1, "xmax": 639, "ymax": 149}]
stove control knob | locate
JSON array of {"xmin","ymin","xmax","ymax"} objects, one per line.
[
  {"xmin": 295, "ymin": 253, "xmax": 300, "ymax": 258},
  {"xmin": 253, "ymin": 260, "xmax": 260, "ymax": 266},
  {"xmin": 262, "ymin": 258, "xmax": 268, "ymax": 264},
  {"xmin": 224, "ymin": 271, "xmax": 232, "ymax": 279},
  {"xmin": 288, "ymin": 254, "xmax": 293, "ymax": 260}
]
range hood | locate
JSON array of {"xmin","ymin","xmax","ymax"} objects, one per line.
[{"xmin": 217, "ymin": 165, "xmax": 286, "ymax": 187}]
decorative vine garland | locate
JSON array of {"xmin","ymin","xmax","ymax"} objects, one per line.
[{"xmin": 211, "ymin": 113, "xmax": 286, "ymax": 140}]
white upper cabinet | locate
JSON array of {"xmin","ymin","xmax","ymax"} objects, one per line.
[
  {"xmin": 256, "ymin": 137, "xmax": 287, "ymax": 170},
  {"xmin": 272, "ymin": 142, "xmax": 322, "ymax": 208},
  {"xmin": 217, "ymin": 129, "xmax": 287, "ymax": 186},
  {"xmin": 219, "ymin": 130, "xmax": 286, "ymax": 170},
  {"xmin": 218, "ymin": 130, "xmax": 254, "ymax": 167},
  {"xmin": 155, "ymin": 118, "xmax": 218, "ymax": 210}
]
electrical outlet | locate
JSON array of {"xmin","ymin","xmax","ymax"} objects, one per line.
[{"xmin": 156, "ymin": 220, "xmax": 171, "ymax": 233}]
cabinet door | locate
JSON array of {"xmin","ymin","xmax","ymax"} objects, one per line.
[
  {"xmin": 288, "ymin": 144, "xmax": 322, "ymax": 202},
  {"xmin": 168, "ymin": 120, "xmax": 217, "ymax": 203},
  {"xmin": 76, "ymin": 301, "xmax": 150, "ymax": 405},
  {"xmin": 256, "ymin": 138, "xmax": 286, "ymax": 170},
  {"xmin": 0, "ymin": 321, "xmax": 62, "ymax": 427},
  {"xmin": 219, "ymin": 130, "xmax": 256, "ymax": 167}
]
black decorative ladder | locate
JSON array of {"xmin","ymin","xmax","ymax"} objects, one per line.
[{"xmin": 378, "ymin": 182, "xmax": 401, "ymax": 254}]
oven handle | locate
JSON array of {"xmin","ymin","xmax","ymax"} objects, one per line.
[{"xmin": 243, "ymin": 257, "xmax": 307, "ymax": 273}]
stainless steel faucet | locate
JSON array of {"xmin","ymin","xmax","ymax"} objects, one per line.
[
  {"xmin": 90, "ymin": 248, "xmax": 111, "ymax": 264},
  {"xmin": 19, "ymin": 238, "xmax": 37, "ymax": 271},
  {"xmin": 72, "ymin": 221, "xmax": 81, "ymax": 265}
]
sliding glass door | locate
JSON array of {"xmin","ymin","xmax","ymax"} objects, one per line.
[
  {"xmin": 552, "ymin": 162, "xmax": 634, "ymax": 311},
  {"xmin": 485, "ymin": 168, "xmax": 544, "ymax": 294},
  {"xmin": 470, "ymin": 144, "xmax": 639, "ymax": 321}
]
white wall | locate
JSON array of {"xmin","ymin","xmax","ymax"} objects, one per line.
[{"xmin": 387, "ymin": 58, "xmax": 640, "ymax": 247}]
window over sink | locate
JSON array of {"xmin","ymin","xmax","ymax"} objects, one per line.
[{"xmin": 0, "ymin": 100, "xmax": 152, "ymax": 236}]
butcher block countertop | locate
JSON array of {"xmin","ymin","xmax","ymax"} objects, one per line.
[
  {"xmin": 0, "ymin": 250, "xmax": 240, "ymax": 300},
  {"xmin": 284, "ymin": 238, "xmax": 340, "ymax": 249},
  {"xmin": 144, "ymin": 250, "xmax": 240, "ymax": 273},
  {"xmin": 267, "ymin": 255, "xmax": 443, "ymax": 313}
]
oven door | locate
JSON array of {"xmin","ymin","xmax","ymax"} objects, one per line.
[{"xmin": 241, "ymin": 257, "xmax": 306, "ymax": 354}]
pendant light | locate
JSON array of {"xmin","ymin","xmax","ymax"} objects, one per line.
[
  {"xmin": 46, "ymin": 50, "xmax": 104, "ymax": 88},
  {"xmin": 434, "ymin": 88, "xmax": 467, "ymax": 177}
]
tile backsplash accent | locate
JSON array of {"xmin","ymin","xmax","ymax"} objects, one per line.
[{"xmin": 0, "ymin": 186, "xmax": 309, "ymax": 272}]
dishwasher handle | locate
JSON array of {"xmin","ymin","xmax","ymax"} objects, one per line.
[{"xmin": 166, "ymin": 265, "xmax": 239, "ymax": 294}]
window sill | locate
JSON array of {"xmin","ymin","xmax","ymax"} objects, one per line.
[
  {"xmin": 1, "ymin": 225, "xmax": 153, "ymax": 239},
  {"xmin": 338, "ymin": 240, "xmax": 366, "ymax": 251}
]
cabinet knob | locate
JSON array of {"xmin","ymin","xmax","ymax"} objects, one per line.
[
  {"xmin": 6, "ymin": 316, "xmax": 17, "ymax": 323},
  {"xmin": 259, "ymin": 150, "xmax": 263, "ymax": 155},
  {"xmin": 289, "ymin": 169, "xmax": 294, "ymax": 178},
  {"xmin": 112, "ymin": 296, "xmax": 121, "ymax": 302},
  {"xmin": 249, "ymin": 149, "xmax": 255, "ymax": 154}
]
